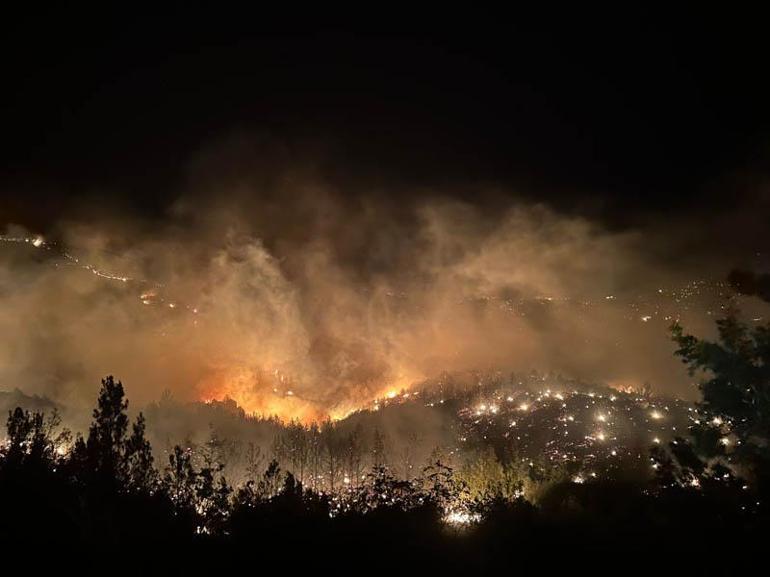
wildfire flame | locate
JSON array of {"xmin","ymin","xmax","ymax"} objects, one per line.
[{"xmin": 196, "ymin": 365, "xmax": 421, "ymax": 424}]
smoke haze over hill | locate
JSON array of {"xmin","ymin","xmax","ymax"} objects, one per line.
[{"xmin": 2, "ymin": 143, "xmax": 769, "ymax": 420}]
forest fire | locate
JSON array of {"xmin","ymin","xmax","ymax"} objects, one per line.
[
  {"xmin": 2, "ymin": 224, "xmax": 763, "ymax": 424},
  {"xmin": 197, "ymin": 366, "xmax": 328, "ymax": 423},
  {"xmin": 196, "ymin": 363, "xmax": 420, "ymax": 423},
  {"xmin": 3, "ymin": 11, "xmax": 770, "ymax": 571}
]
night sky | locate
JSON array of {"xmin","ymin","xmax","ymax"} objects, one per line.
[
  {"xmin": 3, "ymin": 10, "xmax": 770, "ymax": 564},
  {"xmin": 3, "ymin": 6, "xmax": 769, "ymax": 230}
]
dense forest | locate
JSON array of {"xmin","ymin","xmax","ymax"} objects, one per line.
[{"xmin": 2, "ymin": 280, "xmax": 769, "ymax": 574}]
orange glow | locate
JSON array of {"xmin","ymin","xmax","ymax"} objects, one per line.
[
  {"xmin": 196, "ymin": 366, "xmax": 422, "ymax": 424},
  {"xmin": 197, "ymin": 366, "xmax": 326, "ymax": 423}
]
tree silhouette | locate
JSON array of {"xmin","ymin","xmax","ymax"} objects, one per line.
[
  {"xmin": 344, "ymin": 424, "xmax": 365, "ymax": 489},
  {"xmin": 371, "ymin": 427, "xmax": 388, "ymax": 468},
  {"xmin": 321, "ymin": 421, "xmax": 343, "ymax": 491},
  {"xmin": 1, "ymin": 407, "xmax": 68, "ymax": 474},
  {"xmin": 86, "ymin": 375, "xmax": 130, "ymax": 485},
  {"xmin": 422, "ymin": 460, "xmax": 468, "ymax": 509},
  {"xmin": 259, "ymin": 458, "xmax": 283, "ymax": 499},
  {"xmin": 195, "ymin": 460, "xmax": 232, "ymax": 534},
  {"xmin": 124, "ymin": 413, "xmax": 157, "ymax": 492},
  {"xmin": 668, "ymin": 307, "xmax": 770, "ymax": 491}
]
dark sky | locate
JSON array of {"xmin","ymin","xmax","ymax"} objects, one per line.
[{"xmin": 2, "ymin": 6, "xmax": 769, "ymax": 229}]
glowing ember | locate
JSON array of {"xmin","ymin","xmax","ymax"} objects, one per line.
[{"xmin": 443, "ymin": 510, "xmax": 481, "ymax": 526}]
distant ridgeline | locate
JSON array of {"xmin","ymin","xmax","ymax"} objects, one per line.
[{"xmin": 0, "ymin": 388, "xmax": 60, "ymax": 416}]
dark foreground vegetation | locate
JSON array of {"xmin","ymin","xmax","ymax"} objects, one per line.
[{"xmin": 2, "ymin": 278, "xmax": 770, "ymax": 574}]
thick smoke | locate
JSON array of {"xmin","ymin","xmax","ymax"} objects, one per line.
[{"xmin": 1, "ymin": 145, "xmax": 767, "ymax": 421}]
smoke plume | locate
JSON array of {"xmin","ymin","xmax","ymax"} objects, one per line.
[{"xmin": 1, "ymin": 142, "xmax": 768, "ymax": 421}]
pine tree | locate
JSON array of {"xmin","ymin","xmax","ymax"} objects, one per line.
[
  {"xmin": 124, "ymin": 413, "xmax": 157, "ymax": 492},
  {"xmin": 259, "ymin": 459, "xmax": 283, "ymax": 499},
  {"xmin": 164, "ymin": 445, "xmax": 197, "ymax": 510},
  {"xmin": 86, "ymin": 375, "xmax": 129, "ymax": 484},
  {"xmin": 661, "ymin": 307, "xmax": 770, "ymax": 491}
]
